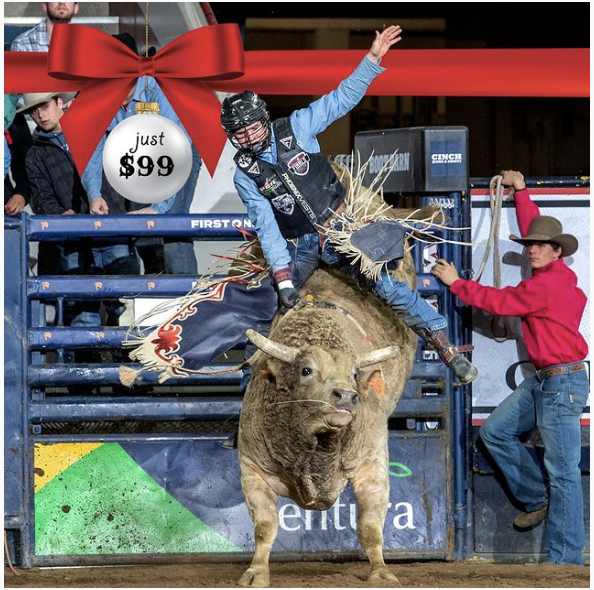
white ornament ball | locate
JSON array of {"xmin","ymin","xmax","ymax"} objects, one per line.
[{"xmin": 103, "ymin": 113, "xmax": 192, "ymax": 204}]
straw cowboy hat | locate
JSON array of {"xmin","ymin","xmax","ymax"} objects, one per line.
[
  {"xmin": 16, "ymin": 92, "xmax": 77, "ymax": 114},
  {"xmin": 510, "ymin": 215, "xmax": 578, "ymax": 257}
]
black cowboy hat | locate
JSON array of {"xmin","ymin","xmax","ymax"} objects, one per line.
[{"xmin": 113, "ymin": 32, "xmax": 156, "ymax": 57}]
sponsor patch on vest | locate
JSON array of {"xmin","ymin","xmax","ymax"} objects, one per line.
[
  {"xmin": 237, "ymin": 153, "xmax": 253, "ymax": 169},
  {"xmin": 279, "ymin": 136, "xmax": 293, "ymax": 150},
  {"xmin": 288, "ymin": 151, "xmax": 310, "ymax": 176},
  {"xmin": 261, "ymin": 175, "xmax": 284, "ymax": 196},
  {"xmin": 271, "ymin": 193, "xmax": 295, "ymax": 215},
  {"xmin": 248, "ymin": 161, "xmax": 260, "ymax": 175}
]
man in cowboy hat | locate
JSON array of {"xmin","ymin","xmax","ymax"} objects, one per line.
[
  {"xmin": 23, "ymin": 91, "xmax": 139, "ymax": 331},
  {"xmin": 432, "ymin": 169, "xmax": 589, "ymax": 566},
  {"xmin": 19, "ymin": 92, "xmax": 80, "ymax": 217}
]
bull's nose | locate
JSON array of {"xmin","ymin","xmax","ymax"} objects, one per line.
[{"xmin": 332, "ymin": 389, "xmax": 359, "ymax": 410}]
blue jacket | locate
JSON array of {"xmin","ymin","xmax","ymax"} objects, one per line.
[
  {"xmin": 4, "ymin": 137, "xmax": 10, "ymax": 178},
  {"xmin": 234, "ymin": 56, "xmax": 384, "ymax": 273},
  {"xmin": 81, "ymin": 77, "xmax": 191, "ymax": 214}
]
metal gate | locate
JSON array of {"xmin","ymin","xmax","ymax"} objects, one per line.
[{"xmin": 4, "ymin": 201, "xmax": 472, "ymax": 566}]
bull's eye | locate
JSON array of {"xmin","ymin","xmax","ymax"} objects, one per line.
[
  {"xmin": 301, "ymin": 367, "xmax": 313, "ymax": 377},
  {"xmin": 352, "ymin": 371, "xmax": 359, "ymax": 382}
]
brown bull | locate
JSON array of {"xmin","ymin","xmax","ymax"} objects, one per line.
[{"xmin": 237, "ymin": 254, "xmax": 419, "ymax": 587}]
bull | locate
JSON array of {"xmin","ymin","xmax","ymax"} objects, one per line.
[{"xmin": 237, "ymin": 247, "xmax": 420, "ymax": 587}]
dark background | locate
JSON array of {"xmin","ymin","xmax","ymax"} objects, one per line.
[
  {"xmin": 6, "ymin": 3, "xmax": 589, "ymax": 177},
  {"xmin": 211, "ymin": 4, "xmax": 590, "ymax": 177},
  {"xmin": 211, "ymin": 5, "xmax": 589, "ymax": 49}
]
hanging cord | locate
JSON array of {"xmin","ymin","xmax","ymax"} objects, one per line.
[
  {"xmin": 4, "ymin": 530, "xmax": 19, "ymax": 576},
  {"xmin": 474, "ymin": 175, "xmax": 513, "ymax": 342},
  {"xmin": 144, "ymin": 2, "xmax": 149, "ymax": 95}
]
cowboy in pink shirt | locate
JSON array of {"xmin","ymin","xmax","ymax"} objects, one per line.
[{"xmin": 432, "ymin": 170, "xmax": 588, "ymax": 566}]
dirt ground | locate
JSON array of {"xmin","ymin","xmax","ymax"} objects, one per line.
[{"xmin": 4, "ymin": 560, "xmax": 590, "ymax": 588}]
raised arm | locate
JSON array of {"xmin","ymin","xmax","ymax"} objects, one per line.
[
  {"xmin": 367, "ymin": 25, "xmax": 403, "ymax": 64},
  {"xmin": 291, "ymin": 25, "xmax": 403, "ymax": 139},
  {"xmin": 500, "ymin": 169, "xmax": 540, "ymax": 237}
]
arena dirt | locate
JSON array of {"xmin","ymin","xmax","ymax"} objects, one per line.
[{"xmin": 4, "ymin": 560, "xmax": 589, "ymax": 588}]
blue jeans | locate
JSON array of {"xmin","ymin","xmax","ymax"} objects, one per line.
[
  {"xmin": 90, "ymin": 243, "xmax": 140, "ymax": 326},
  {"xmin": 64, "ymin": 243, "xmax": 139, "ymax": 328},
  {"xmin": 131, "ymin": 146, "xmax": 201, "ymax": 275},
  {"xmin": 52, "ymin": 244, "xmax": 99, "ymax": 328},
  {"xmin": 479, "ymin": 366, "xmax": 589, "ymax": 565},
  {"xmin": 288, "ymin": 232, "xmax": 446, "ymax": 332},
  {"xmin": 163, "ymin": 146, "xmax": 201, "ymax": 275}
]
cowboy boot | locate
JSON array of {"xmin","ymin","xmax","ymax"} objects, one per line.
[
  {"xmin": 414, "ymin": 327, "xmax": 478, "ymax": 385},
  {"xmin": 513, "ymin": 505, "xmax": 548, "ymax": 530}
]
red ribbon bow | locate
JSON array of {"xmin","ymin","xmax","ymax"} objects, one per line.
[
  {"xmin": 10, "ymin": 23, "xmax": 245, "ymax": 176},
  {"xmin": 4, "ymin": 22, "xmax": 588, "ymax": 178}
]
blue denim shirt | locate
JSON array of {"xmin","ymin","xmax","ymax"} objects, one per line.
[
  {"xmin": 234, "ymin": 56, "xmax": 384, "ymax": 273},
  {"xmin": 81, "ymin": 77, "xmax": 191, "ymax": 214}
]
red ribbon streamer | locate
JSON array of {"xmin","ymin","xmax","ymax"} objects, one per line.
[{"xmin": 4, "ymin": 22, "xmax": 589, "ymax": 177}]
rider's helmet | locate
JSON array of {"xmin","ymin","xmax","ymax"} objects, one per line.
[{"xmin": 220, "ymin": 90, "xmax": 271, "ymax": 154}]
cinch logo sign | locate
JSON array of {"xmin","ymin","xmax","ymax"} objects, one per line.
[
  {"xmin": 430, "ymin": 141, "xmax": 465, "ymax": 177},
  {"xmin": 431, "ymin": 153, "xmax": 462, "ymax": 163}
]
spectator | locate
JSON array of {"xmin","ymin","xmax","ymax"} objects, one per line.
[
  {"xmin": 81, "ymin": 33, "xmax": 202, "ymax": 275},
  {"xmin": 21, "ymin": 92, "xmax": 139, "ymax": 328},
  {"xmin": 11, "ymin": 2, "xmax": 79, "ymax": 52},
  {"xmin": 4, "ymin": 94, "xmax": 33, "ymax": 215}
]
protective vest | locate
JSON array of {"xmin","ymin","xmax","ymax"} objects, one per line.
[{"xmin": 234, "ymin": 118, "xmax": 345, "ymax": 239}]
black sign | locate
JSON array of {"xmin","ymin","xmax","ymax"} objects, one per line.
[{"xmin": 354, "ymin": 126, "xmax": 469, "ymax": 193}]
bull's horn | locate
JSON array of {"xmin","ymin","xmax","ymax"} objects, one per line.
[
  {"xmin": 355, "ymin": 345, "xmax": 400, "ymax": 369},
  {"xmin": 246, "ymin": 329, "xmax": 299, "ymax": 363}
]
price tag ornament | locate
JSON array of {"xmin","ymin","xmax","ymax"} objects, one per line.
[{"xmin": 103, "ymin": 106, "xmax": 192, "ymax": 205}]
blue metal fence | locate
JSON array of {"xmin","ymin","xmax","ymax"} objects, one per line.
[{"xmin": 5, "ymin": 208, "xmax": 471, "ymax": 567}]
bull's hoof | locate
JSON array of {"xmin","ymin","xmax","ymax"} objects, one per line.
[
  {"xmin": 238, "ymin": 567, "xmax": 270, "ymax": 588},
  {"xmin": 368, "ymin": 566, "xmax": 401, "ymax": 586}
]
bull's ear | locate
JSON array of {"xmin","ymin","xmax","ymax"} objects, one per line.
[{"xmin": 359, "ymin": 369, "xmax": 385, "ymax": 396}]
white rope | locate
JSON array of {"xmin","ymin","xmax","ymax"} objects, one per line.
[{"xmin": 474, "ymin": 175, "xmax": 513, "ymax": 342}]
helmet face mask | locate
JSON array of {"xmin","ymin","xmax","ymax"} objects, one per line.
[{"xmin": 221, "ymin": 91, "xmax": 271, "ymax": 154}]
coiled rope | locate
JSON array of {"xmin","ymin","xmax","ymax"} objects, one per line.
[{"xmin": 474, "ymin": 175, "xmax": 514, "ymax": 342}]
